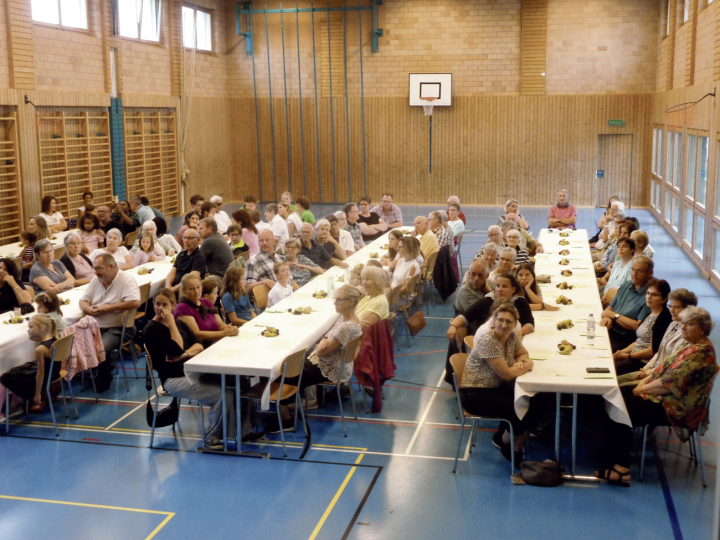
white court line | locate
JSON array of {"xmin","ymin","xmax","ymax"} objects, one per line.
[
  {"xmin": 404, "ymin": 371, "xmax": 447, "ymax": 455},
  {"xmin": 104, "ymin": 403, "xmax": 145, "ymax": 431}
]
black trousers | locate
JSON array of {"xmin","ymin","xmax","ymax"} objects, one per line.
[
  {"xmin": 609, "ymin": 327, "xmax": 637, "ymax": 353},
  {"xmin": 459, "ymin": 383, "xmax": 539, "ymax": 435},
  {"xmin": 614, "ymin": 356, "xmax": 646, "ymax": 376},
  {"xmin": 604, "ymin": 385, "xmax": 668, "ymax": 467},
  {"xmin": 0, "ymin": 359, "xmax": 60, "ymax": 401}
]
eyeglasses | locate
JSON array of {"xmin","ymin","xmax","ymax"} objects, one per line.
[
  {"xmin": 40, "ymin": 250, "xmax": 53, "ymax": 255},
  {"xmin": 333, "ymin": 297, "xmax": 348, "ymax": 303},
  {"xmin": 183, "ymin": 236, "xmax": 199, "ymax": 240},
  {"xmin": 93, "ymin": 265, "xmax": 106, "ymax": 272}
]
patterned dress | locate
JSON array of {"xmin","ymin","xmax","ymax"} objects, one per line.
[
  {"xmin": 630, "ymin": 313, "xmax": 658, "ymax": 353},
  {"xmin": 308, "ymin": 319, "xmax": 362, "ymax": 383},
  {"xmin": 460, "ymin": 331, "xmax": 523, "ymax": 389}
]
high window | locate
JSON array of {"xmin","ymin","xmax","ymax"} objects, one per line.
[
  {"xmin": 182, "ymin": 6, "xmax": 212, "ymax": 51},
  {"xmin": 118, "ymin": 0, "xmax": 162, "ymax": 42},
  {"xmin": 31, "ymin": 0, "xmax": 87, "ymax": 29}
]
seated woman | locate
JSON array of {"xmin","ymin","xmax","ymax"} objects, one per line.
[
  {"xmin": 382, "ymin": 229, "xmax": 404, "ymax": 266},
  {"xmin": 505, "ymin": 229, "xmax": 530, "ymax": 265},
  {"xmin": 283, "ymin": 238, "xmax": 323, "ymax": 287},
  {"xmin": 29, "ymin": 239, "xmax": 74, "ymax": 294},
  {"xmin": 598, "ymin": 237, "xmax": 634, "ymax": 303},
  {"xmin": 631, "ymin": 229, "xmax": 654, "ymax": 259},
  {"xmin": 39, "ymin": 196, "xmax": 67, "ymax": 233},
  {"xmin": 19, "ymin": 231, "xmax": 37, "ymax": 282},
  {"xmin": 28, "ymin": 215, "xmax": 51, "ymax": 241},
  {"xmin": 488, "ymin": 248, "xmax": 516, "ymax": 289},
  {"xmin": 133, "ymin": 233, "xmax": 166, "ymax": 266},
  {"xmin": 0, "ymin": 258, "xmax": 32, "ymax": 314},
  {"xmin": 459, "ymin": 302, "xmax": 535, "ymax": 463},
  {"xmin": 618, "ymin": 288, "xmax": 698, "ymax": 387},
  {"xmin": 516, "ymin": 263, "xmax": 559, "ymax": 311},
  {"xmin": 448, "ymin": 203, "xmax": 465, "ymax": 238},
  {"xmin": 35, "ymin": 291, "xmax": 67, "ymax": 337},
  {"xmin": 598, "ymin": 306, "xmax": 718, "ymax": 486},
  {"xmin": 590, "ymin": 196, "xmax": 618, "ymax": 245},
  {"xmin": 497, "ymin": 199, "xmax": 529, "ymax": 230},
  {"xmin": 130, "ymin": 221, "xmax": 171, "ymax": 257},
  {"xmin": 612, "ymin": 278, "xmax": 672, "ymax": 376},
  {"xmin": 480, "ymin": 243, "xmax": 499, "ymax": 274},
  {"xmin": 89, "ymin": 229, "xmax": 134, "ymax": 270},
  {"xmin": 77, "ymin": 190, "xmax": 94, "ymax": 222},
  {"xmin": 111, "ymin": 200, "xmax": 140, "ymax": 238},
  {"xmin": 265, "ymin": 285, "xmax": 363, "ymax": 433},
  {"xmin": 60, "ymin": 232, "xmax": 95, "ymax": 286},
  {"xmin": 153, "ymin": 218, "xmax": 181, "ymax": 255},
  {"xmin": 390, "ymin": 237, "xmax": 421, "ymax": 294},
  {"xmin": 173, "ymin": 274, "xmax": 238, "ymax": 348},
  {"xmin": 221, "ymin": 266, "xmax": 255, "ymax": 327},
  {"xmin": 144, "ymin": 289, "xmax": 234, "ymax": 450},
  {"xmin": 176, "ymin": 212, "xmax": 201, "ymax": 249},
  {"xmin": 0, "ymin": 314, "xmax": 59, "ymax": 412},
  {"xmin": 296, "ymin": 196, "xmax": 315, "ymax": 224},
  {"xmin": 79, "ymin": 212, "xmax": 104, "ymax": 254},
  {"xmin": 232, "ymin": 209, "xmax": 259, "ymax": 257},
  {"xmin": 356, "ymin": 266, "xmax": 390, "ymax": 331}
]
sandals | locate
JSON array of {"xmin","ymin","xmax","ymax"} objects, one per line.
[
  {"xmin": 29, "ymin": 402, "xmax": 46, "ymax": 413},
  {"xmin": 596, "ymin": 466, "xmax": 631, "ymax": 487}
]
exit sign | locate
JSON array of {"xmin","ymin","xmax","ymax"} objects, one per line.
[{"xmin": 608, "ymin": 119, "xmax": 626, "ymax": 127}]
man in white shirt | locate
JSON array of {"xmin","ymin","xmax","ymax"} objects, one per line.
[
  {"xmin": 210, "ymin": 195, "xmax": 232, "ymax": 234},
  {"xmin": 79, "ymin": 253, "xmax": 141, "ymax": 354},
  {"xmin": 265, "ymin": 203, "xmax": 289, "ymax": 250}
]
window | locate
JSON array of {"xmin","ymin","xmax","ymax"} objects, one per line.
[
  {"xmin": 672, "ymin": 195, "xmax": 680, "ymax": 231},
  {"xmin": 684, "ymin": 0, "xmax": 689, "ymax": 22},
  {"xmin": 674, "ymin": 132, "xmax": 683, "ymax": 189},
  {"xmin": 684, "ymin": 206, "xmax": 694, "ymax": 244},
  {"xmin": 118, "ymin": 0, "xmax": 161, "ymax": 42},
  {"xmin": 31, "ymin": 0, "xmax": 87, "ymax": 29},
  {"xmin": 666, "ymin": 131, "xmax": 682, "ymax": 188},
  {"xmin": 713, "ymin": 230, "xmax": 720, "ymax": 274},
  {"xmin": 657, "ymin": 129, "xmax": 664, "ymax": 178},
  {"xmin": 666, "ymin": 131, "xmax": 675, "ymax": 185},
  {"xmin": 697, "ymin": 136, "xmax": 708, "ymax": 206},
  {"xmin": 182, "ymin": 6, "xmax": 212, "ymax": 51},
  {"xmin": 651, "ymin": 182, "xmax": 657, "ymax": 209},
  {"xmin": 687, "ymin": 134, "xmax": 697, "ymax": 199},
  {"xmin": 696, "ymin": 215, "xmax": 705, "ymax": 256},
  {"xmin": 665, "ymin": 191, "xmax": 672, "ymax": 223}
]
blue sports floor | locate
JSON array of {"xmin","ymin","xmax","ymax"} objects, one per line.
[{"xmin": 0, "ymin": 204, "xmax": 717, "ymax": 540}]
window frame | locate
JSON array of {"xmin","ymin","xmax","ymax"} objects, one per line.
[
  {"xmin": 182, "ymin": 5, "xmax": 213, "ymax": 52},
  {"xmin": 31, "ymin": 0, "xmax": 88, "ymax": 31},
  {"xmin": 118, "ymin": 0, "xmax": 163, "ymax": 44}
]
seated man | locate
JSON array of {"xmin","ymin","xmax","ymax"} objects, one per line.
[
  {"xmin": 429, "ymin": 211, "xmax": 454, "ymax": 249},
  {"xmin": 199, "ymin": 218, "xmax": 235, "ymax": 278},
  {"xmin": 79, "ymin": 254, "xmax": 141, "ymax": 355},
  {"xmin": 455, "ymin": 258, "xmax": 490, "ymax": 314},
  {"xmin": 190, "ymin": 194, "xmax": 205, "ymax": 214},
  {"xmin": 264, "ymin": 203, "xmax": 289, "ymax": 251},
  {"xmin": 300, "ymin": 223, "xmax": 348, "ymax": 270},
  {"xmin": 165, "ymin": 229, "xmax": 207, "ymax": 294},
  {"xmin": 370, "ymin": 193, "xmax": 403, "ymax": 229},
  {"xmin": 281, "ymin": 191, "xmax": 298, "ymax": 212},
  {"xmin": 447, "ymin": 195, "xmax": 466, "ymax": 224},
  {"xmin": 343, "ymin": 203, "xmax": 365, "ymax": 251},
  {"xmin": 547, "ymin": 189, "xmax": 577, "ymax": 230},
  {"xmin": 600, "ymin": 256, "xmax": 653, "ymax": 352},
  {"xmin": 249, "ymin": 209, "xmax": 269, "ymax": 233},
  {"xmin": 357, "ymin": 197, "xmax": 388, "ymax": 242},
  {"xmin": 328, "ymin": 214, "xmax": 355, "ymax": 255},
  {"xmin": 210, "ymin": 195, "xmax": 232, "ymax": 234},
  {"xmin": 413, "ymin": 216, "xmax": 439, "ymax": 259},
  {"xmin": 95, "ymin": 205, "xmax": 124, "ymax": 237},
  {"xmin": 245, "ymin": 229, "xmax": 283, "ymax": 292},
  {"xmin": 131, "ymin": 195, "xmax": 155, "ymax": 225},
  {"xmin": 315, "ymin": 218, "xmax": 347, "ymax": 261},
  {"xmin": 476, "ymin": 225, "xmax": 506, "ymax": 259}
]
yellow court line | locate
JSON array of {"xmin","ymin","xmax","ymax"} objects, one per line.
[
  {"xmin": 308, "ymin": 454, "xmax": 364, "ymax": 540},
  {"xmin": 144, "ymin": 512, "xmax": 176, "ymax": 540},
  {"xmin": 15, "ymin": 421, "xmax": 105, "ymax": 430}
]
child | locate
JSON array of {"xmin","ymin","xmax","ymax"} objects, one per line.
[
  {"xmin": 35, "ymin": 291, "xmax": 67, "ymax": 337},
  {"xmin": 201, "ymin": 277, "xmax": 221, "ymax": 307},
  {"xmin": 79, "ymin": 212, "xmax": 104, "ymax": 253},
  {"xmin": 176, "ymin": 212, "xmax": 201, "ymax": 249},
  {"xmin": 19, "ymin": 231, "xmax": 36, "ymax": 282},
  {"xmin": 220, "ymin": 266, "xmax": 255, "ymax": 326},
  {"xmin": 267, "ymin": 261, "xmax": 297, "ymax": 308},
  {"xmin": 227, "ymin": 225, "xmax": 248, "ymax": 258},
  {"xmin": 133, "ymin": 233, "xmax": 165, "ymax": 266}
]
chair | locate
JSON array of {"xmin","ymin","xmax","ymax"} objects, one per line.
[
  {"xmin": 419, "ymin": 251, "xmax": 439, "ymax": 314},
  {"xmin": 250, "ymin": 284, "xmax": 270, "ymax": 313},
  {"xmin": 314, "ymin": 335, "xmax": 363, "ymax": 437},
  {"xmin": 144, "ymin": 346, "xmax": 205, "ymax": 448},
  {"xmin": 5, "ymin": 334, "xmax": 79, "ymax": 437},
  {"xmin": 113, "ymin": 309, "xmax": 138, "ymax": 391},
  {"xmin": 449, "ymin": 353, "xmax": 515, "ymax": 475},
  {"xmin": 124, "ymin": 230, "xmax": 139, "ymax": 248},
  {"xmin": 239, "ymin": 251, "xmax": 250, "ymax": 263},
  {"xmin": 25, "ymin": 285, "xmax": 35, "ymax": 302},
  {"xmin": 53, "ymin": 245, "xmax": 66, "ymax": 260},
  {"xmin": 396, "ymin": 274, "xmax": 421, "ymax": 347},
  {"xmin": 454, "ymin": 232, "xmax": 464, "ymax": 276},
  {"xmin": 464, "ymin": 335, "xmax": 474, "ymax": 351},
  {"xmin": 134, "ymin": 282, "xmax": 151, "ymax": 321},
  {"xmin": 245, "ymin": 347, "xmax": 309, "ymax": 457}
]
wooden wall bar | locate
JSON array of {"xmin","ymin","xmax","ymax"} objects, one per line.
[{"xmin": 234, "ymin": 93, "xmax": 653, "ymax": 207}]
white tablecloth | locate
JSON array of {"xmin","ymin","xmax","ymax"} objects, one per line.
[
  {"xmin": 0, "ymin": 230, "xmax": 76, "ymax": 259},
  {"xmin": 183, "ymin": 232, "xmax": 399, "ymax": 410},
  {"xmin": 515, "ymin": 228, "xmax": 632, "ymax": 427}
]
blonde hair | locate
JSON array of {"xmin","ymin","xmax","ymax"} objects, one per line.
[
  {"xmin": 222, "ymin": 265, "xmax": 247, "ymax": 300},
  {"xmin": 336, "ymin": 284, "xmax": 361, "ymax": 308},
  {"xmin": 32, "ymin": 314, "xmax": 57, "ymax": 338},
  {"xmin": 139, "ymin": 233, "xmax": 155, "ymax": 253},
  {"xmin": 361, "ymin": 265, "xmax": 388, "ymax": 293}
]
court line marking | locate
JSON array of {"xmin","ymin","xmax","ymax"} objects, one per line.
[
  {"xmin": 404, "ymin": 371, "xmax": 447, "ymax": 455},
  {"xmin": 0, "ymin": 494, "xmax": 175, "ymax": 540},
  {"xmin": 308, "ymin": 454, "xmax": 364, "ymax": 540},
  {"xmin": 105, "ymin": 403, "xmax": 145, "ymax": 431}
]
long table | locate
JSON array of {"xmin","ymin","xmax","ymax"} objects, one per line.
[
  {"xmin": 516, "ymin": 228, "xmax": 631, "ymax": 474},
  {"xmin": 0, "ymin": 230, "xmax": 76, "ymax": 259}
]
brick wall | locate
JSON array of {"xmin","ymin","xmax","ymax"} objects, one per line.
[
  {"xmin": 546, "ymin": 0, "xmax": 659, "ymax": 94},
  {"xmin": 184, "ymin": 0, "xmax": 228, "ymax": 97}
]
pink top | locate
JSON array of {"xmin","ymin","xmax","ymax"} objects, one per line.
[
  {"xmin": 547, "ymin": 204, "xmax": 577, "ymax": 229},
  {"xmin": 80, "ymin": 230, "xmax": 103, "ymax": 252},
  {"xmin": 133, "ymin": 244, "xmax": 166, "ymax": 266},
  {"xmin": 68, "ymin": 254, "xmax": 95, "ymax": 280},
  {"xmin": 242, "ymin": 228, "xmax": 260, "ymax": 257}
]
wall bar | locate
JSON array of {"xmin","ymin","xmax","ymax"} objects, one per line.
[
  {"xmin": 280, "ymin": 5, "xmax": 292, "ymax": 192},
  {"xmin": 296, "ymin": 4, "xmax": 307, "ymax": 195},
  {"xmin": 264, "ymin": 5, "xmax": 279, "ymax": 200}
]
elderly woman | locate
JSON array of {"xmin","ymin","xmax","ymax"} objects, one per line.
[
  {"xmin": 459, "ymin": 302, "xmax": 535, "ymax": 464},
  {"xmin": 497, "ymin": 199, "xmax": 529, "ymax": 230},
  {"xmin": 0, "ymin": 258, "xmax": 32, "ymax": 314},
  {"xmin": 39, "ymin": 196, "xmax": 67, "ymax": 233},
  {"xmin": 283, "ymin": 237, "xmax": 323, "ymax": 287},
  {"xmin": 173, "ymin": 274, "xmax": 238, "ymax": 348},
  {"xmin": 630, "ymin": 229, "xmax": 654, "ymax": 259},
  {"xmin": 448, "ymin": 203, "xmax": 465, "ymax": 238},
  {"xmin": 598, "ymin": 306, "xmax": 718, "ymax": 487},
  {"xmin": 476, "ymin": 226, "xmax": 506, "ymax": 259},
  {"xmin": 488, "ymin": 248, "xmax": 516, "ymax": 289},
  {"xmin": 356, "ymin": 266, "xmax": 390, "ymax": 331},
  {"xmin": 590, "ymin": 196, "xmax": 619, "ymax": 244},
  {"xmin": 89, "ymin": 228, "xmax": 134, "ymax": 270},
  {"xmin": 265, "ymin": 284, "xmax": 363, "ymax": 433},
  {"xmin": 60, "ymin": 232, "xmax": 94, "ymax": 286},
  {"xmin": 612, "ymin": 279, "xmax": 672, "ymax": 376},
  {"xmin": 144, "ymin": 288, "xmax": 234, "ymax": 450},
  {"xmin": 232, "ymin": 209, "xmax": 259, "ymax": 257},
  {"xmin": 505, "ymin": 229, "xmax": 530, "ymax": 265},
  {"xmin": 316, "ymin": 218, "xmax": 346, "ymax": 260},
  {"xmin": 29, "ymin": 239, "xmax": 74, "ymax": 294},
  {"xmin": 479, "ymin": 243, "xmax": 499, "ymax": 273},
  {"xmin": 596, "ymin": 200, "xmax": 625, "ymax": 249},
  {"xmin": 28, "ymin": 216, "xmax": 51, "ymax": 241},
  {"xmin": 129, "ymin": 221, "xmax": 167, "ymax": 259},
  {"xmin": 390, "ymin": 237, "xmax": 421, "ymax": 292}
]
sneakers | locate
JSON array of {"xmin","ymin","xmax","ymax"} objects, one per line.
[
  {"xmin": 241, "ymin": 431, "xmax": 265, "ymax": 443},
  {"xmin": 263, "ymin": 415, "xmax": 295, "ymax": 434},
  {"xmin": 205, "ymin": 439, "xmax": 224, "ymax": 451}
]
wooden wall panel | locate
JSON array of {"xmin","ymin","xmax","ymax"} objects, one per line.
[
  {"xmin": 5, "ymin": 0, "xmax": 36, "ymax": 89},
  {"xmin": 521, "ymin": 0, "xmax": 548, "ymax": 95},
  {"xmin": 686, "ymin": 0, "xmax": 698, "ymax": 87}
]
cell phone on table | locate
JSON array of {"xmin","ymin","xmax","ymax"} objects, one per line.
[{"xmin": 586, "ymin": 367, "xmax": 610, "ymax": 374}]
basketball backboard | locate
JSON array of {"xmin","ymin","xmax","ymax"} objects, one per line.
[{"xmin": 409, "ymin": 73, "xmax": 452, "ymax": 107}]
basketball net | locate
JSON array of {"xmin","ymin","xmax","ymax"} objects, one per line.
[
  {"xmin": 421, "ymin": 96, "xmax": 437, "ymax": 116},
  {"xmin": 666, "ymin": 103, "xmax": 695, "ymax": 130}
]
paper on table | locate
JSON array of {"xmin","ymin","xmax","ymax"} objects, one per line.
[
  {"xmin": 583, "ymin": 373, "xmax": 614, "ymax": 379},
  {"xmin": 533, "ymin": 313, "xmax": 558, "ymax": 322},
  {"xmin": 574, "ymin": 304, "xmax": 597, "ymax": 309},
  {"xmin": 528, "ymin": 350, "xmax": 556, "ymax": 361},
  {"xmin": 581, "ymin": 344, "xmax": 608, "ymax": 350},
  {"xmin": 537, "ymin": 370, "xmax": 572, "ymax": 377},
  {"xmin": 267, "ymin": 339, "xmax": 297, "ymax": 349},
  {"xmin": 570, "ymin": 266, "xmax": 591, "ymax": 270},
  {"xmin": 215, "ymin": 350, "xmax": 247, "ymax": 360},
  {"xmin": 533, "ymin": 330, "xmax": 559, "ymax": 337}
]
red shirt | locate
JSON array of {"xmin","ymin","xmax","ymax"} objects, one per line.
[
  {"xmin": 547, "ymin": 204, "xmax": 577, "ymax": 229},
  {"xmin": 458, "ymin": 211, "xmax": 466, "ymax": 224}
]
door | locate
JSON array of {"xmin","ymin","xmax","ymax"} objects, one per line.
[{"xmin": 596, "ymin": 134, "xmax": 633, "ymax": 208}]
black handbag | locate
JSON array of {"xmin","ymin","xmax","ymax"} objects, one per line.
[
  {"xmin": 520, "ymin": 460, "xmax": 565, "ymax": 487},
  {"xmin": 19, "ymin": 303, "xmax": 35, "ymax": 315},
  {"xmin": 146, "ymin": 397, "xmax": 180, "ymax": 428}
]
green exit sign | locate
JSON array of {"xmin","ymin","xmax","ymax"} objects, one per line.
[{"xmin": 608, "ymin": 119, "xmax": 626, "ymax": 127}]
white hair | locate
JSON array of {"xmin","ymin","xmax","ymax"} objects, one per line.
[
  {"xmin": 315, "ymin": 218, "xmax": 330, "ymax": 230},
  {"xmin": 106, "ymin": 228, "xmax": 123, "ymax": 241},
  {"xmin": 559, "ymin": 189, "xmax": 569, "ymax": 198},
  {"xmin": 210, "ymin": 195, "xmax": 222, "ymax": 203},
  {"xmin": 141, "ymin": 221, "xmax": 157, "ymax": 235},
  {"xmin": 334, "ymin": 211, "xmax": 346, "ymax": 220},
  {"xmin": 438, "ymin": 210, "xmax": 448, "ymax": 222},
  {"xmin": 488, "ymin": 224, "xmax": 501, "ymax": 234},
  {"xmin": 614, "ymin": 201, "xmax": 626, "ymax": 213},
  {"xmin": 447, "ymin": 195, "xmax": 460, "ymax": 205},
  {"xmin": 499, "ymin": 247, "xmax": 517, "ymax": 261},
  {"xmin": 63, "ymin": 232, "xmax": 82, "ymax": 246}
]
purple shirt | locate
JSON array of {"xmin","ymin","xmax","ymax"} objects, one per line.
[
  {"xmin": 173, "ymin": 298, "xmax": 219, "ymax": 332},
  {"xmin": 547, "ymin": 204, "xmax": 577, "ymax": 229}
]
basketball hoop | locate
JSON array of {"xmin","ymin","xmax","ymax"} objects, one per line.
[
  {"xmin": 421, "ymin": 97, "xmax": 437, "ymax": 116},
  {"xmin": 665, "ymin": 91, "xmax": 716, "ymax": 129}
]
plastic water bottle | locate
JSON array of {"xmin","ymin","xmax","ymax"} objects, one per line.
[{"xmin": 587, "ymin": 314, "xmax": 595, "ymax": 339}]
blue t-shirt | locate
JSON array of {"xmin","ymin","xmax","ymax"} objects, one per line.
[
  {"xmin": 222, "ymin": 291, "xmax": 253, "ymax": 322},
  {"xmin": 609, "ymin": 281, "xmax": 651, "ymax": 339}
]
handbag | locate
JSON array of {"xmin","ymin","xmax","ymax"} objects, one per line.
[
  {"xmin": 146, "ymin": 396, "xmax": 180, "ymax": 428},
  {"xmin": 19, "ymin": 303, "xmax": 35, "ymax": 315},
  {"xmin": 406, "ymin": 310, "xmax": 427, "ymax": 336},
  {"xmin": 520, "ymin": 460, "xmax": 565, "ymax": 487},
  {"xmin": 535, "ymin": 274, "xmax": 552, "ymax": 284}
]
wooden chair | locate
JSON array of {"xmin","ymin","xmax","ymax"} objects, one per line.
[
  {"xmin": 464, "ymin": 334, "xmax": 474, "ymax": 351},
  {"xmin": 239, "ymin": 251, "xmax": 250, "ymax": 262},
  {"xmin": 113, "ymin": 309, "xmax": 138, "ymax": 391},
  {"xmin": 53, "ymin": 245, "xmax": 66, "ymax": 260},
  {"xmin": 134, "ymin": 282, "xmax": 151, "ymax": 321},
  {"xmin": 250, "ymin": 284, "xmax": 270, "ymax": 313},
  {"xmin": 420, "ymin": 251, "xmax": 439, "ymax": 314},
  {"xmin": 245, "ymin": 347, "xmax": 309, "ymax": 457},
  {"xmin": 396, "ymin": 274, "xmax": 421, "ymax": 346},
  {"xmin": 314, "ymin": 335, "xmax": 363, "ymax": 437},
  {"xmin": 455, "ymin": 232, "xmax": 465, "ymax": 276},
  {"xmin": 449, "ymin": 353, "xmax": 515, "ymax": 475},
  {"xmin": 124, "ymin": 230, "xmax": 139, "ymax": 248}
]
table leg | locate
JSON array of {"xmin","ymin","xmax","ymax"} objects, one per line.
[
  {"xmin": 221, "ymin": 374, "xmax": 228, "ymax": 452},
  {"xmin": 555, "ymin": 392, "xmax": 561, "ymax": 463},
  {"xmin": 235, "ymin": 375, "xmax": 241, "ymax": 450},
  {"xmin": 572, "ymin": 393, "xmax": 578, "ymax": 476}
]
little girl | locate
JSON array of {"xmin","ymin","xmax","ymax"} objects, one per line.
[
  {"xmin": 221, "ymin": 266, "xmax": 255, "ymax": 326},
  {"xmin": 20, "ymin": 231, "xmax": 36, "ymax": 282},
  {"xmin": 133, "ymin": 233, "xmax": 166, "ymax": 266},
  {"xmin": 267, "ymin": 261, "xmax": 297, "ymax": 308},
  {"xmin": 35, "ymin": 291, "xmax": 68, "ymax": 336},
  {"xmin": 79, "ymin": 213, "xmax": 104, "ymax": 254},
  {"xmin": 201, "ymin": 277, "xmax": 221, "ymax": 307}
]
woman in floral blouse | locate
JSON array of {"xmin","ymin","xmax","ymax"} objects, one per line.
[{"xmin": 598, "ymin": 306, "xmax": 718, "ymax": 487}]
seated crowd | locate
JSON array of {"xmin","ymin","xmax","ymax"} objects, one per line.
[{"xmin": 1, "ymin": 188, "xmax": 716, "ymax": 489}]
